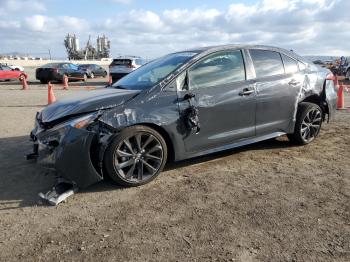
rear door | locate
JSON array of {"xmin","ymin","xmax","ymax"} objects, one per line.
[
  {"xmin": 178, "ymin": 49, "xmax": 257, "ymax": 153},
  {"xmin": 249, "ymin": 49, "xmax": 298, "ymax": 136}
]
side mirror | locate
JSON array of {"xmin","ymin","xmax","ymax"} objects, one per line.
[{"xmin": 184, "ymin": 93, "xmax": 195, "ymax": 100}]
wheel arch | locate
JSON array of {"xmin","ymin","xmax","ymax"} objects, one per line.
[
  {"xmin": 136, "ymin": 123, "xmax": 175, "ymax": 162},
  {"xmin": 299, "ymin": 88, "xmax": 327, "ymax": 121}
]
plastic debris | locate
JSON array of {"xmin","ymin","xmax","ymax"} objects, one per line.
[{"xmin": 39, "ymin": 178, "xmax": 78, "ymax": 206}]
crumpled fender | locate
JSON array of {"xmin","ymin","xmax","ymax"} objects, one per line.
[{"xmin": 55, "ymin": 128, "xmax": 103, "ymax": 188}]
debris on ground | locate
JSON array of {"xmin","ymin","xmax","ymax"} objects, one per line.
[{"xmin": 38, "ymin": 177, "xmax": 78, "ymax": 206}]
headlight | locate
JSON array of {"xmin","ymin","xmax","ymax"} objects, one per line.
[{"xmin": 50, "ymin": 112, "xmax": 99, "ymax": 132}]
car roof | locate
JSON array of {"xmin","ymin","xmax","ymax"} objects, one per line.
[
  {"xmin": 182, "ymin": 44, "xmax": 306, "ymax": 63},
  {"xmin": 113, "ymin": 56, "xmax": 142, "ymax": 60}
]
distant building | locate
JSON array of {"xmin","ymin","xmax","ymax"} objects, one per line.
[{"xmin": 64, "ymin": 34, "xmax": 111, "ymax": 60}]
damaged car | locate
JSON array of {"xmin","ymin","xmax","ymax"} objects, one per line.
[{"xmin": 29, "ymin": 45, "xmax": 337, "ymax": 191}]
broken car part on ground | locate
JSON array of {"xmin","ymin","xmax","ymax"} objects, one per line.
[{"xmin": 28, "ymin": 44, "xmax": 338, "ymax": 204}]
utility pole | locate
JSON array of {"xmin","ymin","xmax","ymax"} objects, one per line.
[{"xmin": 48, "ymin": 49, "xmax": 52, "ymax": 60}]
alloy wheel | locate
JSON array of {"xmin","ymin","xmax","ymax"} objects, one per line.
[
  {"xmin": 300, "ymin": 108, "xmax": 322, "ymax": 143},
  {"xmin": 112, "ymin": 132, "xmax": 164, "ymax": 183}
]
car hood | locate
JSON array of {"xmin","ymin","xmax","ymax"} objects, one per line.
[{"xmin": 41, "ymin": 88, "xmax": 140, "ymax": 123}]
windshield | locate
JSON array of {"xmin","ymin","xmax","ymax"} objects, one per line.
[{"xmin": 112, "ymin": 52, "xmax": 199, "ymax": 90}]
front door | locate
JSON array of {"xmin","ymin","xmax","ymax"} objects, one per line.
[{"xmin": 177, "ymin": 50, "xmax": 257, "ymax": 153}]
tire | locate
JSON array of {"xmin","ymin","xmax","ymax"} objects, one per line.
[
  {"xmin": 104, "ymin": 125, "xmax": 168, "ymax": 187},
  {"xmin": 103, "ymin": 71, "xmax": 107, "ymax": 77},
  {"xmin": 90, "ymin": 72, "xmax": 94, "ymax": 79},
  {"xmin": 83, "ymin": 74, "xmax": 87, "ymax": 82},
  {"xmin": 288, "ymin": 102, "xmax": 323, "ymax": 145}
]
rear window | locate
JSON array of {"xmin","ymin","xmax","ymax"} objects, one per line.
[
  {"xmin": 281, "ymin": 54, "xmax": 299, "ymax": 74},
  {"xmin": 111, "ymin": 59, "xmax": 132, "ymax": 66},
  {"xmin": 250, "ymin": 50, "xmax": 284, "ymax": 78}
]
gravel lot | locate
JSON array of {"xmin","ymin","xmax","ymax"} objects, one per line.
[{"xmin": 0, "ymin": 68, "xmax": 349, "ymax": 261}]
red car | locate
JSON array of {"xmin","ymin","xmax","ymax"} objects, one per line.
[{"xmin": 0, "ymin": 64, "xmax": 26, "ymax": 81}]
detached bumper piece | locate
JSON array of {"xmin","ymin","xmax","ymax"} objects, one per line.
[
  {"xmin": 26, "ymin": 144, "xmax": 39, "ymax": 160},
  {"xmin": 39, "ymin": 177, "xmax": 78, "ymax": 206}
]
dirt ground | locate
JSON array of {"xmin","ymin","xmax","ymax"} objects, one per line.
[{"xmin": 0, "ymin": 69, "xmax": 349, "ymax": 262}]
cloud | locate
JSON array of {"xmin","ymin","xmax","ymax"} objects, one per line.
[
  {"xmin": 0, "ymin": 0, "xmax": 45, "ymax": 14},
  {"xmin": 0, "ymin": 0, "xmax": 349, "ymax": 58},
  {"xmin": 110, "ymin": 0, "xmax": 132, "ymax": 4}
]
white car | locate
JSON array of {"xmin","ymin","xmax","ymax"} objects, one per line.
[
  {"xmin": 5, "ymin": 63, "xmax": 24, "ymax": 72},
  {"xmin": 109, "ymin": 56, "xmax": 145, "ymax": 83}
]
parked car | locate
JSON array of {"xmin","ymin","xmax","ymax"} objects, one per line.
[
  {"xmin": 29, "ymin": 45, "xmax": 337, "ymax": 189},
  {"xmin": 0, "ymin": 64, "xmax": 26, "ymax": 81},
  {"xmin": 109, "ymin": 56, "xmax": 145, "ymax": 83},
  {"xmin": 78, "ymin": 64, "xmax": 108, "ymax": 78},
  {"xmin": 36, "ymin": 63, "xmax": 87, "ymax": 84},
  {"xmin": 2, "ymin": 63, "xmax": 25, "ymax": 72}
]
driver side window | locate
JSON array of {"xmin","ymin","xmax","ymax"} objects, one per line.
[{"xmin": 188, "ymin": 50, "xmax": 246, "ymax": 90}]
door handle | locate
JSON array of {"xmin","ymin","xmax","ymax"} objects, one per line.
[
  {"xmin": 239, "ymin": 88, "xmax": 255, "ymax": 96},
  {"xmin": 288, "ymin": 80, "xmax": 300, "ymax": 86}
]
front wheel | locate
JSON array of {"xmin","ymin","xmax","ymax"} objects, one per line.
[
  {"xmin": 104, "ymin": 126, "xmax": 168, "ymax": 187},
  {"xmin": 288, "ymin": 102, "xmax": 323, "ymax": 145}
]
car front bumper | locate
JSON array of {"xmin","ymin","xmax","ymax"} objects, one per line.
[{"xmin": 29, "ymin": 115, "xmax": 103, "ymax": 188}]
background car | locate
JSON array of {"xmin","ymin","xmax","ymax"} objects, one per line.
[
  {"xmin": 36, "ymin": 63, "xmax": 87, "ymax": 84},
  {"xmin": 109, "ymin": 56, "xmax": 146, "ymax": 83},
  {"xmin": 2, "ymin": 63, "xmax": 25, "ymax": 72},
  {"xmin": 0, "ymin": 64, "xmax": 26, "ymax": 81},
  {"xmin": 78, "ymin": 64, "xmax": 108, "ymax": 78}
]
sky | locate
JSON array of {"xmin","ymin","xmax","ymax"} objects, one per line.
[{"xmin": 0, "ymin": 0, "xmax": 349, "ymax": 59}]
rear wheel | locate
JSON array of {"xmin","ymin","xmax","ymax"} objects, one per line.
[
  {"xmin": 104, "ymin": 125, "xmax": 167, "ymax": 187},
  {"xmin": 90, "ymin": 72, "xmax": 94, "ymax": 79},
  {"xmin": 83, "ymin": 74, "xmax": 87, "ymax": 82},
  {"xmin": 288, "ymin": 102, "xmax": 322, "ymax": 145}
]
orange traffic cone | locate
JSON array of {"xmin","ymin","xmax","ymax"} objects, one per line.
[
  {"xmin": 337, "ymin": 83, "xmax": 345, "ymax": 110},
  {"xmin": 108, "ymin": 75, "xmax": 112, "ymax": 85},
  {"xmin": 21, "ymin": 74, "xmax": 29, "ymax": 90},
  {"xmin": 62, "ymin": 75, "xmax": 69, "ymax": 90},
  {"xmin": 48, "ymin": 82, "xmax": 56, "ymax": 105}
]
